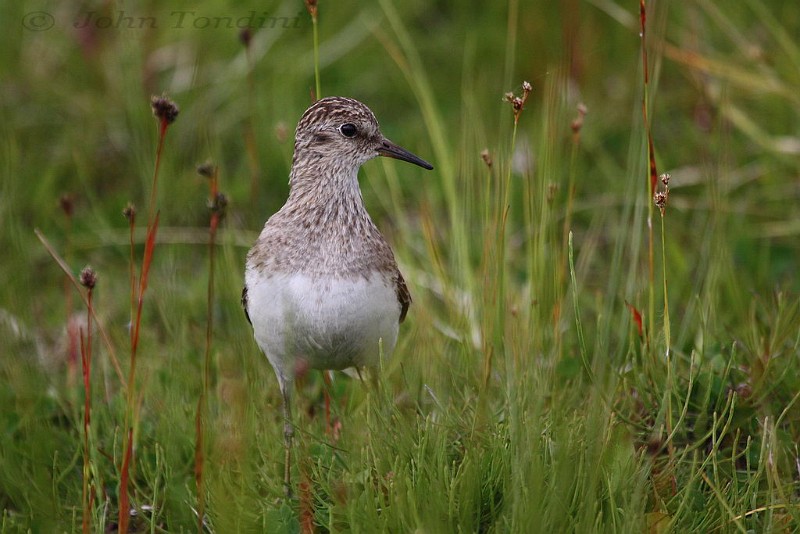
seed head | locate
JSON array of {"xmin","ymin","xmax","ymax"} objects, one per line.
[
  {"xmin": 150, "ymin": 95, "xmax": 179, "ymax": 124},
  {"xmin": 654, "ymin": 173, "xmax": 671, "ymax": 215},
  {"xmin": 79, "ymin": 266, "xmax": 97, "ymax": 290},
  {"xmin": 208, "ymin": 192, "xmax": 228, "ymax": 219},
  {"xmin": 505, "ymin": 81, "xmax": 532, "ymax": 123},
  {"xmin": 504, "ymin": 93, "xmax": 524, "ymax": 113},
  {"xmin": 480, "ymin": 149, "xmax": 493, "ymax": 168},
  {"xmin": 122, "ymin": 203, "xmax": 136, "ymax": 224},
  {"xmin": 196, "ymin": 161, "xmax": 217, "ymax": 178},
  {"xmin": 654, "ymin": 191, "xmax": 668, "ymax": 214},
  {"xmin": 305, "ymin": 0, "xmax": 318, "ymax": 17}
]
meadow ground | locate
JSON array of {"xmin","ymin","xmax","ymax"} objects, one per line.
[{"xmin": 1, "ymin": 1, "xmax": 799, "ymax": 532}]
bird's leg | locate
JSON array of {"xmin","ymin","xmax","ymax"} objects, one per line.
[{"xmin": 279, "ymin": 378, "xmax": 294, "ymax": 498}]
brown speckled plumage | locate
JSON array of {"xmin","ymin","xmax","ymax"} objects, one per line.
[
  {"xmin": 245, "ymin": 97, "xmax": 417, "ymax": 321},
  {"xmin": 243, "ymin": 96, "xmax": 431, "ymax": 496}
]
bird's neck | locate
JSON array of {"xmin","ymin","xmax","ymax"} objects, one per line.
[{"xmin": 286, "ymin": 162, "xmax": 371, "ymax": 227}]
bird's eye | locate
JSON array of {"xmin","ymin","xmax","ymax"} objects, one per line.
[{"xmin": 339, "ymin": 123, "xmax": 357, "ymax": 138}]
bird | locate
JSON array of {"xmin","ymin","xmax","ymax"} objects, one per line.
[{"xmin": 242, "ymin": 96, "xmax": 433, "ymax": 495}]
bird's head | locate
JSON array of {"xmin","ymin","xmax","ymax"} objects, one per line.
[{"xmin": 292, "ymin": 97, "xmax": 433, "ymax": 174}]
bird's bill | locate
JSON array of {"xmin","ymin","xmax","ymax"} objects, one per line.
[{"xmin": 378, "ymin": 139, "xmax": 434, "ymax": 170}]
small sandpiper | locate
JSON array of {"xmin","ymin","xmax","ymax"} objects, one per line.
[{"xmin": 242, "ymin": 96, "xmax": 433, "ymax": 494}]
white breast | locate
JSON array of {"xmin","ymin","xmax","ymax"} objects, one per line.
[{"xmin": 245, "ymin": 269, "xmax": 401, "ymax": 380}]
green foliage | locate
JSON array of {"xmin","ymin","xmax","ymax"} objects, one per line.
[{"xmin": 1, "ymin": 0, "xmax": 799, "ymax": 531}]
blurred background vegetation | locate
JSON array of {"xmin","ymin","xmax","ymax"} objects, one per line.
[{"xmin": 1, "ymin": 0, "xmax": 799, "ymax": 531}]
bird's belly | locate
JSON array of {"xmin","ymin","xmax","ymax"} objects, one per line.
[{"xmin": 246, "ymin": 271, "xmax": 401, "ymax": 373}]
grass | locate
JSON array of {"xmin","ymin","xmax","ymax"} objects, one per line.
[{"xmin": 2, "ymin": 0, "xmax": 800, "ymax": 532}]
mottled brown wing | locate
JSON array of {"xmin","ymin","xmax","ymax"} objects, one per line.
[
  {"xmin": 241, "ymin": 285, "xmax": 251, "ymax": 325},
  {"xmin": 395, "ymin": 273, "xmax": 412, "ymax": 323}
]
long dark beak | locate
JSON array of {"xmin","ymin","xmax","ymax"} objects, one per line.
[{"xmin": 377, "ymin": 138, "xmax": 434, "ymax": 170}]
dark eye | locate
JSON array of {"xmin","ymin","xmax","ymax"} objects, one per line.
[{"xmin": 339, "ymin": 123, "xmax": 357, "ymax": 138}]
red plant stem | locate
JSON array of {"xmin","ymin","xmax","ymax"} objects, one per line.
[
  {"xmin": 81, "ymin": 288, "xmax": 93, "ymax": 534},
  {"xmin": 119, "ymin": 211, "xmax": 160, "ymax": 531},
  {"xmin": 129, "ymin": 217, "xmax": 136, "ymax": 346},
  {"xmin": 118, "ymin": 426, "xmax": 134, "ymax": 534},
  {"xmin": 130, "ymin": 212, "xmax": 161, "ymax": 364},
  {"xmin": 120, "ymin": 112, "xmax": 171, "ymax": 532},
  {"xmin": 146, "ymin": 119, "xmax": 168, "ymax": 228},
  {"xmin": 65, "ymin": 213, "xmax": 76, "ymax": 390},
  {"xmin": 84, "ymin": 292, "xmax": 92, "ymax": 443},
  {"xmin": 625, "ymin": 300, "xmax": 644, "ymax": 339},
  {"xmin": 640, "ymin": 0, "xmax": 658, "ymax": 344}
]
